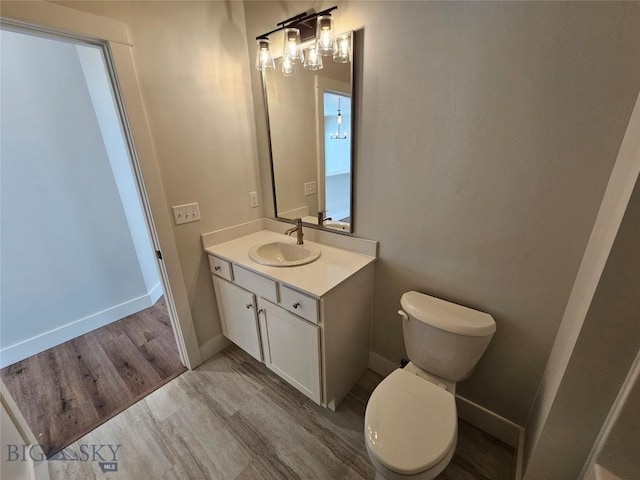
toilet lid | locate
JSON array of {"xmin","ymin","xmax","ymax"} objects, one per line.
[{"xmin": 365, "ymin": 369, "xmax": 457, "ymax": 475}]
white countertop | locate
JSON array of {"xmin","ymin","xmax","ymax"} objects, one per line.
[{"xmin": 204, "ymin": 230, "xmax": 376, "ymax": 297}]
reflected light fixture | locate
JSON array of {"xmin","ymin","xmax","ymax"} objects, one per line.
[
  {"xmin": 330, "ymin": 97, "xmax": 348, "ymax": 140},
  {"xmin": 280, "ymin": 56, "xmax": 296, "ymax": 76},
  {"xmin": 255, "ymin": 38, "xmax": 275, "ymax": 71},
  {"xmin": 333, "ymin": 34, "xmax": 351, "ymax": 63},
  {"xmin": 303, "ymin": 46, "xmax": 323, "ymax": 70},
  {"xmin": 255, "ymin": 6, "xmax": 349, "ymax": 76}
]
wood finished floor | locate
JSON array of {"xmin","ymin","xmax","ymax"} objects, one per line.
[
  {"xmin": 47, "ymin": 345, "xmax": 515, "ymax": 480},
  {"xmin": 1, "ymin": 296, "xmax": 186, "ymax": 458}
]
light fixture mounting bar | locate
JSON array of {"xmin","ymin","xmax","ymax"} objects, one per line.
[
  {"xmin": 276, "ymin": 12, "xmax": 308, "ymax": 28},
  {"xmin": 255, "ymin": 6, "xmax": 338, "ymax": 41}
]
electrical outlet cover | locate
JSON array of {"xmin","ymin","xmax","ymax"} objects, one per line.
[
  {"xmin": 249, "ymin": 191, "xmax": 259, "ymax": 208},
  {"xmin": 304, "ymin": 181, "xmax": 317, "ymax": 196}
]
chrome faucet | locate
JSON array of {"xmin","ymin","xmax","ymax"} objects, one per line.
[
  {"xmin": 285, "ymin": 218, "xmax": 304, "ymax": 245},
  {"xmin": 317, "ymin": 211, "xmax": 332, "ymax": 226}
]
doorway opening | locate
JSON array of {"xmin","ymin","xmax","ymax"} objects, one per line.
[{"xmin": 0, "ymin": 25, "xmax": 186, "ymax": 457}]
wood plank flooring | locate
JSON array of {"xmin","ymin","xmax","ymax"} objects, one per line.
[
  {"xmin": 47, "ymin": 345, "xmax": 515, "ymax": 480},
  {"xmin": 1, "ymin": 296, "xmax": 186, "ymax": 458}
]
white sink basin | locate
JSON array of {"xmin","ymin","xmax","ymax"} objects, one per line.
[{"xmin": 248, "ymin": 241, "xmax": 321, "ymax": 267}]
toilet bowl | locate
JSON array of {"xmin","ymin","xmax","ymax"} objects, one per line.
[
  {"xmin": 364, "ymin": 291, "xmax": 496, "ymax": 479},
  {"xmin": 365, "ymin": 368, "xmax": 457, "ymax": 479}
]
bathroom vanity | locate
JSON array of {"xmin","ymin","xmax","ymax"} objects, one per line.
[{"xmin": 204, "ymin": 227, "xmax": 375, "ymax": 410}]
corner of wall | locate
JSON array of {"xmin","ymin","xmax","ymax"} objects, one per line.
[
  {"xmin": 199, "ymin": 334, "xmax": 232, "ymax": 363},
  {"xmin": 523, "ymin": 93, "xmax": 640, "ymax": 478}
]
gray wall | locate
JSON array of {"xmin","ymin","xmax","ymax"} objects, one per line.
[
  {"xmin": 245, "ymin": 1, "xmax": 640, "ymax": 425},
  {"xmin": 524, "ymin": 179, "xmax": 640, "ymax": 479},
  {"xmin": 0, "ymin": 30, "xmax": 148, "ymax": 362}
]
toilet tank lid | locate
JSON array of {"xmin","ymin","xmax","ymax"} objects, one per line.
[{"xmin": 401, "ymin": 291, "xmax": 496, "ymax": 336}]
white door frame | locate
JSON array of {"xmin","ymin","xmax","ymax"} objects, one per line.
[
  {"xmin": 1, "ymin": 382, "xmax": 50, "ymax": 480},
  {"xmin": 0, "ymin": 2, "xmax": 202, "ymax": 370}
]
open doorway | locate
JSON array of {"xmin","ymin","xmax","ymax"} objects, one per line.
[{"xmin": 0, "ymin": 26, "xmax": 185, "ymax": 457}]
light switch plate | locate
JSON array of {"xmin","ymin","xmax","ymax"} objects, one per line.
[
  {"xmin": 304, "ymin": 181, "xmax": 317, "ymax": 196},
  {"xmin": 249, "ymin": 191, "xmax": 259, "ymax": 208},
  {"xmin": 172, "ymin": 202, "xmax": 201, "ymax": 225}
]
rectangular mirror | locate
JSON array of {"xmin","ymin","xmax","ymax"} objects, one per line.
[{"xmin": 261, "ymin": 32, "xmax": 355, "ymax": 233}]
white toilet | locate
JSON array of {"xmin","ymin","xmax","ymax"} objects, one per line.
[{"xmin": 365, "ymin": 291, "xmax": 496, "ymax": 480}]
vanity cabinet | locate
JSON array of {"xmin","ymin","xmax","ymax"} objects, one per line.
[{"xmin": 207, "ymin": 248, "xmax": 374, "ymax": 410}]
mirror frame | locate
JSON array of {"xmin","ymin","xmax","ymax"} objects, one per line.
[{"xmin": 260, "ymin": 30, "xmax": 356, "ymax": 234}]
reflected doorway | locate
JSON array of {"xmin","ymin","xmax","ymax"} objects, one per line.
[{"xmin": 323, "ymin": 92, "xmax": 352, "ymax": 225}]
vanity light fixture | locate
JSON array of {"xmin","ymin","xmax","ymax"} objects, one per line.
[
  {"xmin": 330, "ymin": 96, "xmax": 348, "ymax": 140},
  {"xmin": 282, "ymin": 27, "xmax": 303, "ymax": 64},
  {"xmin": 316, "ymin": 14, "xmax": 336, "ymax": 56},
  {"xmin": 255, "ymin": 6, "xmax": 348, "ymax": 76}
]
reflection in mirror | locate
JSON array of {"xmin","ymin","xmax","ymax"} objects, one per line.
[{"xmin": 261, "ymin": 33, "xmax": 354, "ymax": 233}]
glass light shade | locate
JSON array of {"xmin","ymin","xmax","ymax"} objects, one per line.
[
  {"xmin": 333, "ymin": 34, "xmax": 351, "ymax": 63},
  {"xmin": 303, "ymin": 46, "xmax": 323, "ymax": 70},
  {"xmin": 255, "ymin": 39, "xmax": 275, "ymax": 71},
  {"xmin": 280, "ymin": 56, "xmax": 296, "ymax": 76},
  {"xmin": 282, "ymin": 28, "xmax": 303, "ymax": 64},
  {"xmin": 316, "ymin": 15, "xmax": 336, "ymax": 56}
]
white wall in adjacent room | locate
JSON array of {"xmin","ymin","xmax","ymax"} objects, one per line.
[{"xmin": 0, "ymin": 29, "xmax": 160, "ymax": 367}]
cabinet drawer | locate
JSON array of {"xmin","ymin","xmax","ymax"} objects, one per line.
[
  {"xmin": 280, "ymin": 285, "xmax": 319, "ymax": 324},
  {"xmin": 234, "ymin": 265, "xmax": 278, "ymax": 303},
  {"xmin": 208, "ymin": 255, "xmax": 233, "ymax": 281}
]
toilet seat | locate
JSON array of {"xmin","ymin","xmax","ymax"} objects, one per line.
[{"xmin": 365, "ymin": 368, "xmax": 457, "ymax": 476}]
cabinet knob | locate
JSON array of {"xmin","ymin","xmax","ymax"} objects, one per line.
[
  {"xmin": 246, "ymin": 303, "xmax": 253, "ymax": 309},
  {"xmin": 292, "ymin": 302, "xmax": 300, "ymax": 309},
  {"xmin": 214, "ymin": 266, "xmax": 221, "ymax": 271},
  {"xmin": 258, "ymin": 308, "xmax": 264, "ymax": 315}
]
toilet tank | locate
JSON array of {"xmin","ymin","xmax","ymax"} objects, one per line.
[{"xmin": 400, "ymin": 291, "xmax": 496, "ymax": 382}]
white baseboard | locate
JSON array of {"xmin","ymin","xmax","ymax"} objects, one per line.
[
  {"xmin": 583, "ymin": 464, "xmax": 624, "ymax": 480},
  {"xmin": 199, "ymin": 334, "xmax": 231, "ymax": 362},
  {"xmin": 148, "ymin": 282, "xmax": 163, "ymax": 304},
  {"xmin": 368, "ymin": 351, "xmax": 399, "ymax": 377},
  {"xmin": 0, "ymin": 293, "xmax": 156, "ymax": 368},
  {"xmin": 456, "ymin": 395, "xmax": 523, "ymax": 448},
  {"xmin": 456, "ymin": 395, "xmax": 525, "ymax": 480},
  {"xmin": 368, "ymin": 351, "xmax": 524, "ymax": 479}
]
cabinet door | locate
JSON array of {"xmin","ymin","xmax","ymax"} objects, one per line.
[
  {"xmin": 213, "ymin": 276, "xmax": 262, "ymax": 362},
  {"xmin": 259, "ymin": 299, "xmax": 321, "ymax": 404}
]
